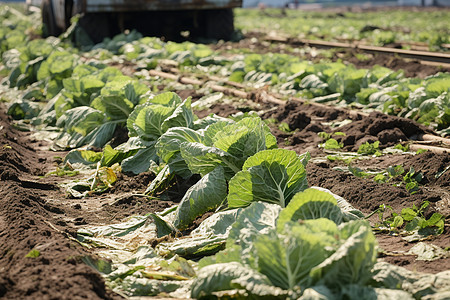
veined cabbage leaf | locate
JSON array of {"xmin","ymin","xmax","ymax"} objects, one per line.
[
  {"xmin": 277, "ymin": 187, "xmax": 364, "ymax": 230},
  {"xmin": 179, "ymin": 117, "xmax": 277, "ymax": 179},
  {"xmin": 155, "ymin": 127, "xmax": 204, "ymax": 178},
  {"xmin": 194, "ymin": 218, "xmax": 377, "ymax": 298},
  {"xmin": 199, "ymin": 202, "xmax": 282, "ymax": 269},
  {"xmin": 127, "ymin": 93, "xmax": 193, "ymax": 141},
  {"xmin": 172, "ymin": 167, "xmax": 227, "ymax": 230},
  {"xmin": 107, "ymin": 92, "xmax": 195, "ymax": 174},
  {"xmin": 309, "ymin": 221, "xmax": 377, "ymax": 289},
  {"xmin": 277, "ymin": 188, "xmax": 345, "ymax": 228},
  {"xmin": 191, "ymin": 262, "xmax": 287, "ymax": 299},
  {"xmin": 227, "ymin": 149, "xmax": 309, "ymax": 208},
  {"xmin": 54, "ymin": 106, "xmax": 116, "ymax": 149}
]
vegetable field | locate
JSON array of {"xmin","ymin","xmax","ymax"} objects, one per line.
[
  {"xmin": 236, "ymin": 7, "xmax": 450, "ymax": 51},
  {"xmin": 0, "ymin": 3, "xmax": 449, "ymax": 300}
]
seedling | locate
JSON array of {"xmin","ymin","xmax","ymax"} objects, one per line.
[
  {"xmin": 318, "ymin": 131, "xmax": 346, "ymax": 150},
  {"xmin": 403, "ymin": 167, "xmax": 423, "ymax": 194},
  {"xmin": 321, "ymin": 138, "xmax": 344, "ymax": 150},
  {"xmin": 318, "ymin": 131, "xmax": 332, "ymax": 140},
  {"xmin": 345, "ymin": 164, "xmax": 423, "ymax": 194},
  {"xmin": 416, "ymin": 149, "xmax": 428, "ymax": 154},
  {"xmin": 348, "ymin": 165, "xmax": 370, "ymax": 178},
  {"xmin": 326, "ymin": 155, "xmax": 353, "ymax": 164},
  {"xmin": 278, "ymin": 122, "xmax": 291, "ymax": 133},
  {"xmin": 46, "ymin": 163, "xmax": 80, "ymax": 177},
  {"xmin": 25, "ymin": 249, "xmax": 41, "ymax": 258},
  {"xmin": 318, "ymin": 131, "xmax": 346, "ymax": 139},
  {"xmin": 372, "ymin": 201, "xmax": 444, "ymax": 236},
  {"xmin": 394, "ymin": 143, "xmax": 409, "ymax": 152},
  {"xmin": 357, "ymin": 141, "xmax": 382, "ymax": 156}
]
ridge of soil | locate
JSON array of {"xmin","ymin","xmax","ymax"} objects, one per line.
[{"xmin": 0, "ymin": 106, "xmax": 125, "ymax": 300}]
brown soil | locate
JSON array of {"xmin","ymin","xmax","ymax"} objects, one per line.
[
  {"xmin": 0, "ymin": 104, "xmax": 174, "ymax": 299},
  {"xmin": 261, "ymin": 100, "xmax": 358, "ymax": 156},
  {"xmin": 377, "ymin": 234, "xmax": 450, "ymax": 273},
  {"xmin": 343, "ymin": 51, "xmax": 447, "ymax": 79},
  {"xmin": 195, "ymin": 103, "xmax": 241, "ymax": 119},
  {"xmin": 0, "ymin": 106, "xmax": 117, "ymax": 300}
]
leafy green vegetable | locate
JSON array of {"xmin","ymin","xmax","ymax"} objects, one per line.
[
  {"xmin": 121, "ymin": 146, "xmax": 158, "ymax": 174},
  {"xmin": 255, "ymin": 220, "xmax": 333, "ymax": 290},
  {"xmin": 373, "ymin": 201, "xmax": 444, "ymax": 236},
  {"xmin": 54, "ymin": 106, "xmax": 116, "ymax": 149},
  {"xmin": 228, "ymin": 149, "xmax": 309, "ymax": 208},
  {"xmin": 372, "ymin": 262, "xmax": 450, "ymax": 298},
  {"xmin": 1, "ymin": 8, "xmax": 449, "ymax": 299},
  {"xmin": 77, "ymin": 215, "xmax": 154, "ymax": 249},
  {"xmin": 157, "ymin": 208, "xmax": 242, "ymax": 258},
  {"xmin": 196, "ymin": 218, "xmax": 377, "ymax": 298},
  {"xmin": 402, "ymin": 167, "xmax": 423, "ymax": 194},
  {"xmin": 25, "ymin": 249, "xmax": 41, "ymax": 258},
  {"xmin": 127, "ymin": 103, "xmax": 175, "ymax": 141},
  {"xmin": 309, "ymin": 221, "xmax": 377, "ymax": 289},
  {"xmin": 173, "ymin": 117, "xmax": 277, "ymax": 179},
  {"xmin": 156, "ymin": 127, "xmax": 205, "ymax": 177},
  {"xmin": 357, "ymin": 141, "xmax": 382, "ymax": 156},
  {"xmin": 191, "ymin": 262, "xmax": 287, "ymax": 299},
  {"xmin": 181, "ymin": 142, "xmax": 239, "ymax": 177},
  {"xmin": 90, "ymin": 94, "xmax": 134, "ymax": 121},
  {"xmin": 277, "ymin": 188, "xmax": 346, "ymax": 228},
  {"xmin": 149, "ymin": 213, "xmax": 177, "ymax": 238},
  {"xmin": 321, "ymin": 138, "xmax": 343, "ymax": 150},
  {"xmin": 173, "ymin": 167, "xmax": 228, "ymax": 230},
  {"xmin": 63, "ymin": 149, "xmax": 103, "ymax": 168}
]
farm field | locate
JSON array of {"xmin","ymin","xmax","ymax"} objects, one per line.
[
  {"xmin": 0, "ymin": 3, "xmax": 450, "ymax": 299},
  {"xmin": 235, "ymin": 7, "xmax": 450, "ymax": 51}
]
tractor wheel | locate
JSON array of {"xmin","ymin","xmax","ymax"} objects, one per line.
[
  {"xmin": 205, "ymin": 8, "xmax": 235, "ymax": 41},
  {"xmin": 41, "ymin": 0, "xmax": 61, "ymax": 37},
  {"xmin": 78, "ymin": 13, "xmax": 113, "ymax": 44}
]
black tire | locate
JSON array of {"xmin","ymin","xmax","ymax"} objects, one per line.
[
  {"xmin": 78, "ymin": 13, "xmax": 114, "ymax": 44},
  {"xmin": 41, "ymin": 0, "xmax": 61, "ymax": 37},
  {"xmin": 205, "ymin": 8, "xmax": 235, "ymax": 41}
]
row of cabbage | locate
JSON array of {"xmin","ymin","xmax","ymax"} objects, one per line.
[
  {"xmin": 229, "ymin": 53, "xmax": 450, "ymax": 135},
  {"xmin": 88, "ymin": 27, "xmax": 450, "ymax": 138},
  {"xmin": 1, "ymin": 5, "xmax": 449, "ymax": 299},
  {"xmin": 235, "ymin": 9, "xmax": 450, "ymax": 51},
  {"xmin": 2, "ymin": 8, "xmax": 449, "ymax": 139}
]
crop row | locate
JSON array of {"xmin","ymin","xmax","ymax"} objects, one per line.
[
  {"xmin": 235, "ymin": 8, "xmax": 450, "ymax": 51},
  {"xmin": 2, "ymin": 8, "xmax": 449, "ymax": 140}
]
